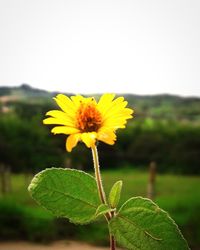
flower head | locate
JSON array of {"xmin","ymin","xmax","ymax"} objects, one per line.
[{"xmin": 43, "ymin": 94, "xmax": 133, "ymax": 152}]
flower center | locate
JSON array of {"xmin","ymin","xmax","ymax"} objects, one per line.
[{"xmin": 76, "ymin": 101, "xmax": 102, "ymax": 132}]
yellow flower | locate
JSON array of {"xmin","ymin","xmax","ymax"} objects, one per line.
[{"xmin": 43, "ymin": 94, "xmax": 134, "ymax": 152}]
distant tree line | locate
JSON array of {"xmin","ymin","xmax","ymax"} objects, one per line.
[
  {"xmin": 0, "ymin": 101, "xmax": 200, "ymax": 174},
  {"xmin": 100, "ymin": 119, "xmax": 200, "ymax": 174}
]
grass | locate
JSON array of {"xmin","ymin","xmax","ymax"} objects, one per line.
[{"xmin": 1, "ymin": 169, "xmax": 200, "ymax": 249}]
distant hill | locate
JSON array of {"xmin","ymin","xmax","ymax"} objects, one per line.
[
  {"xmin": 0, "ymin": 84, "xmax": 200, "ymax": 122},
  {"xmin": 0, "ymin": 84, "xmax": 54, "ymax": 98}
]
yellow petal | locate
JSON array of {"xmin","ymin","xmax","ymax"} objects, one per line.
[
  {"xmin": 54, "ymin": 94, "xmax": 76, "ymax": 117},
  {"xmin": 100, "ymin": 97, "xmax": 125, "ymax": 116},
  {"xmin": 98, "ymin": 93, "xmax": 115, "ymax": 105},
  {"xmin": 109, "ymin": 107, "xmax": 133, "ymax": 116},
  {"xmin": 45, "ymin": 110, "xmax": 75, "ymax": 126},
  {"xmin": 43, "ymin": 117, "xmax": 73, "ymax": 126},
  {"xmin": 71, "ymin": 95, "xmax": 85, "ymax": 108},
  {"xmin": 55, "ymin": 94, "xmax": 76, "ymax": 110},
  {"xmin": 102, "ymin": 108, "xmax": 133, "ymax": 128},
  {"xmin": 81, "ymin": 132, "xmax": 97, "ymax": 148},
  {"xmin": 97, "ymin": 128, "xmax": 116, "ymax": 145},
  {"xmin": 97, "ymin": 93, "xmax": 115, "ymax": 115},
  {"xmin": 102, "ymin": 103, "xmax": 133, "ymax": 121},
  {"xmin": 51, "ymin": 126, "xmax": 80, "ymax": 135},
  {"xmin": 103, "ymin": 117, "xmax": 128, "ymax": 129},
  {"xmin": 66, "ymin": 133, "xmax": 81, "ymax": 152},
  {"xmin": 104, "ymin": 114, "xmax": 133, "ymax": 124}
]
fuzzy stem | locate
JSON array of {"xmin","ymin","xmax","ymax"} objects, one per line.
[
  {"xmin": 91, "ymin": 146, "xmax": 107, "ymax": 205},
  {"xmin": 91, "ymin": 146, "xmax": 115, "ymax": 250}
]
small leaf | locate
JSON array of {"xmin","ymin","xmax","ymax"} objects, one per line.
[
  {"xmin": 108, "ymin": 180, "xmax": 123, "ymax": 208},
  {"xmin": 95, "ymin": 204, "xmax": 112, "ymax": 218},
  {"xmin": 28, "ymin": 168, "xmax": 101, "ymax": 224},
  {"xmin": 109, "ymin": 197, "xmax": 189, "ymax": 250}
]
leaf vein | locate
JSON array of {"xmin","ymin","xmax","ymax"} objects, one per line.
[{"xmin": 118, "ymin": 215, "xmax": 162, "ymax": 241}]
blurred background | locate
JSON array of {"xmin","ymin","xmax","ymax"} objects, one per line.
[
  {"xmin": 0, "ymin": 85, "xmax": 200, "ymax": 249},
  {"xmin": 0, "ymin": 0, "xmax": 200, "ymax": 249}
]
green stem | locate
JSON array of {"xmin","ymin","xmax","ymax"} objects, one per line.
[
  {"xmin": 91, "ymin": 146, "xmax": 107, "ymax": 205},
  {"xmin": 91, "ymin": 146, "xmax": 116, "ymax": 250}
]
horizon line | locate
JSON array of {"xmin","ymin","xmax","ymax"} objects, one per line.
[{"xmin": 0, "ymin": 83, "xmax": 200, "ymax": 99}]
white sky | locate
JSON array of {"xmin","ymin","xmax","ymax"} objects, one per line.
[{"xmin": 0, "ymin": 0, "xmax": 200, "ymax": 96}]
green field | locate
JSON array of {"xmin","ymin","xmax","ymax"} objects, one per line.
[{"xmin": 1, "ymin": 169, "xmax": 200, "ymax": 249}]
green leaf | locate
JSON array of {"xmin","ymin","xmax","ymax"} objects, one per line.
[
  {"xmin": 28, "ymin": 168, "xmax": 101, "ymax": 224},
  {"xmin": 108, "ymin": 180, "xmax": 123, "ymax": 208},
  {"xmin": 109, "ymin": 197, "xmax": 189, "ymax": 250}
]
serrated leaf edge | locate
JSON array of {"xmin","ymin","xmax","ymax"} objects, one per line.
[
  {"xmin": 28, "ymin": 167, "xmax": 101, "ymax": 225},
  {"xmin": 112, "ymin": 196, "xmax": 189, "ymax": 248}
]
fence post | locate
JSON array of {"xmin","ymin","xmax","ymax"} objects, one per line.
[
  {"xmin": 147, "ymin": 161, "xmax": 157, "ymax": 200},
  {"xmin": 0, "ymin": 164, "xmax": 11, "ymax": 194},
  {"xmin": 0, "ymin": 164, "xmax": 3, "ymax": 195},
  {"xmin": 65, "ymin": 158, "xmax": 72, "ymax": 168},
  {"xmin": 24, "ymin": 171, "xmax": 33, "ymax": 188}
]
